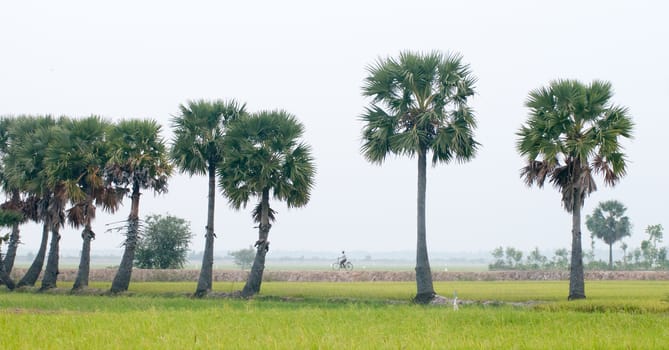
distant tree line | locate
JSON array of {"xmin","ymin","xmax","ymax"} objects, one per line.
[
  {"xmin": 489, "ymin": 247, "xmax": 570, "ymax": 271},
  {"xmin": 490, "ymin": 224, "xmax": 667, "ymax": 271}
]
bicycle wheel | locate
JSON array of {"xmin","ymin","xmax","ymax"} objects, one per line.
[
  {"xmin": 343, "ymin": 261, "xmax": 353, "ymax": 271},
  {"xmin": 331, "ymin": 262, "xmax": 339, "ymax": 270}
]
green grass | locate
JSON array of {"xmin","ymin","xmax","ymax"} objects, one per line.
[{"xmin": 1, "ymin": 281, "xmax": 668, "ymax": 349}]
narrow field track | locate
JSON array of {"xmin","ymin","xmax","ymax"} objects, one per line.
[{"xmin": 10, "ymin": 268, "xmax": 669, "ymax": 282}]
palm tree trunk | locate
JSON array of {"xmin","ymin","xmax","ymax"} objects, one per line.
[
  {"xmin": 2, "ymin": 190, "xmax": 23, "ymax": 278},
  {"xmin": 2, "ymin": 223, "xmax": 20, "ymax": 275},
  {"xmin": 242, "ymin": 189, "xmax": 271, "ymax": 297},
  {"xmin": 111, "ymin": 184, "xmax": 141, "ymax": 293},
  {"xmin": 72, "ymin": 226, "xmax": 94, "ymax": 290},
  {"xmin": 17, "ymin": 220, "xmax": 50, "ymax": 287},
  {"xmin": 73, "ymin": 197, "xmax": 96, "ymax": 291},
  {"xmin": 40, "ymin": 226, "xmax": 61, "ymax": 290},
  {"xmin": 568, "ymin": 187, "xmax": 586, "ymax": 300},
  {"xmin": 414, "ymin": 150, "xmax": 435, "ymax": 303},
  {"xmin": 0, "ymin": 270, "xmax": 14, "ymax": 290},
  {"xmin": 1, "ymin": 190, "xmax": 22, "ymax": 275},
  {"xmin": 0, "ymin": 266, "xmax": 15, "ymax": 290},
  {"xmin": 41, "ymin": 189, "xmax": 67, "ymax": 291},
  {"xmin": 608, "ymin": 243, "xmax": 613, "ymax": 270},
  {"xmin": 194, "ymin": 165, "xmax": 217, "ymax": 297},
  {"xmin": 0, "ymin": 249, "xmax": 15, "ymax": 290}
]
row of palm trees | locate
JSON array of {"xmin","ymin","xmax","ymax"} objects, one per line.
[
  {"xmin": 1, "ymin": 49, "xmax": 633, "ymax": 303},
  {"xmin": 0, "ymin": 116, "xmax": 171, "ymax": 292},
  {"xmin": 0, "ymin": 105, "xmax": 314, "ymax": 297}
]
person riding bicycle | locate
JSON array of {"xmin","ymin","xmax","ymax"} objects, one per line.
[{"xmin": 338, "ymin": 251, "xmax": 347, "ymax": 268}]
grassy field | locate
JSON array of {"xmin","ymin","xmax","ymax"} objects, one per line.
[{"xmin": 1, "ymin": 281, "xmax": 668, "ymax": 349}]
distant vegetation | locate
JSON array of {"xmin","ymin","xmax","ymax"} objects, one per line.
[
  {"xmin": 228, "ymin": 246, "xmax": 255, "ymax": 270},
  {"xmin": 490, "ymin": 223, "xmax": 667, "ymax": 271}
]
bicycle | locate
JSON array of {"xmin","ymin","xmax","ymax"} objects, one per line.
[{"xmin": 331, "ymin": 259, "xmax": 353, "ymax": 271}]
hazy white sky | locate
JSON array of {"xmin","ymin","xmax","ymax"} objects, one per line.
[{"xmin": 1, "ymin": 0, "xmax": 667, "ymax": 257}]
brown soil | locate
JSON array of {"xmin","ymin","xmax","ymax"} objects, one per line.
[{"xmin": 9, "ymin": 269, "xmax": 669, "ymax": 282}]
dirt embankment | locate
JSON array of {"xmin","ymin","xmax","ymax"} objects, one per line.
[{"xmin": 10, "ymin": 269, "xmax": 669, "ymax": 282}]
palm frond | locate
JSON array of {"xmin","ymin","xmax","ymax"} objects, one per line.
[
  {"xmin": 520, "ymin": 160, "xmax": 554, "ymax": 188},
  {"xmin": 0, "ymin": 209, "xmax": 23, "ymax": 227},
  {"xmin": 251, "ymin": 202, "xmax": 276, "ymax": 223},
  {"xmin": 66, "ymin": 203, "xmax": 86, "ymax": 228}
]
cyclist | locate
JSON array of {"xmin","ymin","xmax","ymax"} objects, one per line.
[{"xmin": 338, "ymin": 251, "xmax": 348, "ymax": 268}]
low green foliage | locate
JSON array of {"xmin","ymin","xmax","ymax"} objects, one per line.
[
  {"xmin": 228, "ymin": 246, "xmax": 255, "ymax": 270},
  {"xmin": 135, "ymin": 214, "xmax": 193, "ymax": 269},
  {"xmin": 2, "ymin": 281, "xmax": 668, "ymax": 349}
]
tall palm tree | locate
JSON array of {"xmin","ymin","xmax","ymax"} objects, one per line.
[
  {"xmin": 13, "ymin": 120, "xmax": 67, "ymax": 291},
  {"xmin": 170, "ymin": 99, "xmax": 246, "ymax": 297},
  {"xmin": 517, "ymin": 79, "xmax": 633, "ymax": 300},
  {"xmin": 105, "ymin": 119, "xmax": 172, "ymax": 293},
  {"xmin": 28, "ymin": 117, "xmax": 75, "ymax": 291},
  {"xmin": 585, "ymin": 200, "xmax": 632, "ymax": 270},
  {"xmin": 0, "ymin": 116, "xmax": 26, "ymax": 277},
  {"xmin": 360, "ymin": 51, "xmax": 478, "ymax": 303},
  {"xmin": 3, "ymin": 116, "xmax": 58, "ymax": 288},
  {"xmin": 45, "ymin": 116, "xmax": 123, "ymax": 290},
  {"xmin": 219, "ymin": 110, "xmax": 315, "ymax": 297}
]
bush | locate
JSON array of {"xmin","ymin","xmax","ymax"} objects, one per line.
[{"xmin": 134, "ymin": 214, "xmax": 193, "ymax": 269}]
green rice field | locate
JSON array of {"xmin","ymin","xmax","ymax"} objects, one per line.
[{"xmin": 1, "ymin": 281, "xmax": 668, "ymax": 349}]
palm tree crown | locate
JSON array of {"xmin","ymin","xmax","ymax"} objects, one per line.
[
  {"xmin": 517, "ymin": 79, "xmax": 634, "ymax": 211},
  {"xmin": 586, "ymin": 200, "xmax": 632, "ymax": 246},
  {"xmin": 105, "ymin": 119, "xmax": 172, "ymax": 194},
  {"xmin": 219, "ymin": 110, "xmax": 315, "ymax": 209},
  {"xmin": 361, "ymin": 50, "xmax": 478, "ymax": 163},
  {"xmin": 45, "ymin": 116, "xmax": 121, "ymax": 218},
  {"xmin": 4, "ymin": 116, "xmax": 58, "ymax": 203},
  {"xmin": 171, "ymin": 99, "xmax": 247, "ymax": 175}
]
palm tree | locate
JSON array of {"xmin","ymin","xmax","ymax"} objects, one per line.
[
  {"xmin": 15, "ymin": 120, "xmax": 67, "ymax": 291},
  {"xmin": 45, "ymin": 116, "xmax": 123, "ymax": 290},
  {"xmin": 586, "ymin": 200, "xmax": 632, "ymax": 270},
  {"xmin": 0, "ymin": 116, "xmax": 26, "ymax": 277},
  {"xmin": 517, "ymin": 79, "xmax": 633, "ymax": 300},
  {"xmin": 3, "ymin": 116, "xmax": 58, "ymax": 288},
  {"xmin": 219, "ymin": 110, "xmax": 315, "ymax": 297},
  {"xmin": 0, "ymin": 209, "xmax": 23, "ymax": 290},
  {"xmin": 105, "ymin": 119, "xmax": 172, "ymax": 293},
  {"xmin": 170, "ymin": 99, "xmax": 246, "ymax": 297},
  {"xmin": 28, "ymin": 117, "xmax": 78, "ymax": 291},
  {"xmin": 360, "ymin": 51, "xmax": 478, "ymax": 303}
]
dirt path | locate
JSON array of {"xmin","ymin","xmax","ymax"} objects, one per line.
[{"xmin": 10, "ymin": 269, "xmax": 669, "ymax": 282}]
